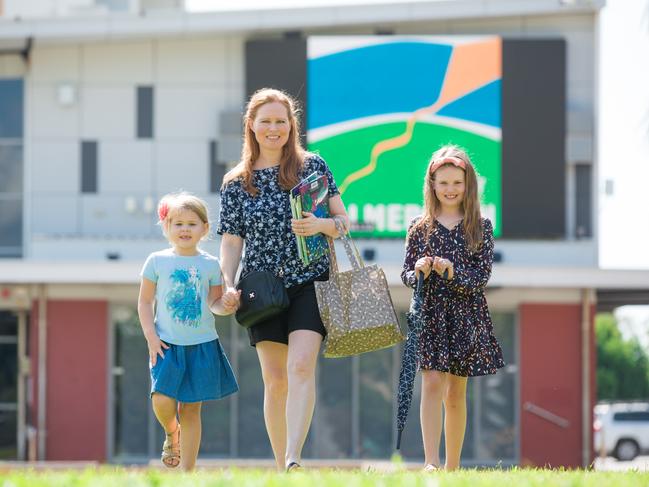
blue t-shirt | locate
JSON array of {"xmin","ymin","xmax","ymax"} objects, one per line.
[{"xmin": 140, "ymin": 248, "xmax": 222, "ymax": 346}]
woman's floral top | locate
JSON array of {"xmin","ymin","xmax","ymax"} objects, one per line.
[{"xmin": 218, "ymin": 154, "xmax": 339, "ymax": 288}]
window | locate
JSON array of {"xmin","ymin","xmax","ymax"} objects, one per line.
[
  {"xmin": 109, "ymin": 305, "xmax": 518, "ymax": 464},
  {"xmin": 613, "ymin": 411, "xmax": 649, "ymax": 422},
  {"xmin": 81, "ymin": 141, "xmax": 98, "ymax": 193},
  {"xmin": 0, "ymin": 79, "xmax": 23, "ymax": 138},
  {"xmin": 575, "ymin": 163, "xmax": 592, "ymax": 238},
  {"xmin": 0, "ymin": 79, "xmax": 23, "ymax": 258},
  {"xmin": 136, "ymin": 86, "xmax": 154, "ymax": 139}
]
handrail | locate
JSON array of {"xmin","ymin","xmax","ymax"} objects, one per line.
[{"xmin": 523, "ymin": 402, "xmax": 570, "ymax": 428}]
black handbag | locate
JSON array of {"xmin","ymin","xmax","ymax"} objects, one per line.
[{"xmin": 235, "ymin": 271, "xmax": 289, "ymax": 328}]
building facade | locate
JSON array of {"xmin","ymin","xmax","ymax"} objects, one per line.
[{"xmin": 1, "ymin": 0, "xmax": 646, "ymax": 468}]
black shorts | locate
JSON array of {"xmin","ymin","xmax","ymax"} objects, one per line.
[{"xmin": 247, "ymin": 272, "xmax": 328, "ymax": 347}]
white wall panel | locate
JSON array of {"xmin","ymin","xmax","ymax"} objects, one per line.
[
  {"xmin": 566, "ymin": 80, "xmax": 595, "ymax": 123},
  {"xmin": 223, "ymin": 85, "xmax": 245, "ymax": 113},
  {"xmin": 567, "ymin": 134, "xmax": 593, "ymax": 163},
  {"xmin": 31, "ymin": 45, "xmax": 81, "ymax": 82},
  {"xmin": 99, "ymin": 141, "xmax": 153, "ymax": 193},
  {"xmin": 80, "ymin": 194, "xmax": 156, "ymax": 236},
  {"xmin": 225, "ymin": 36, "xmax": 245, "ymax": 89},
  {"xmin": 156, "ymin": 37, "xmax": 228, "ymax": 85},
  {"xmin": 81, "ymin": 86, "xmax": 134, "ymax": 138},
  {"xmin": 31, "ymin": 141, "xmax": 79, "ymax": 192},
  {"xmin": 31, "ymin": 85, "xmax": 80, "ymax": 137},
  {"xmin": 446, "ymin": 17, "xmax": 524, "ymax": 35},
  {"xmin": 31, "ymin": 194, "xmax": 79, "ymax": 235},
  {"xmin": 0, "ymin": 55, "xmax": 27, "ymax": 77},
  {"xmin": 82, "ymin": 41, "xmax": 154, "ymax": 84},
  {"xmin": 155, "ymin": 141, "xmax": 209, "ymax": 194},
  {"xmin": 156, "ymin": 87, "xmax": 227, "ymax": 138}
]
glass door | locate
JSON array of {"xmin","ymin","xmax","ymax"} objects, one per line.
[{"xmin": 0, "ymin": 310, "xmax": 27, "ymax": 460}]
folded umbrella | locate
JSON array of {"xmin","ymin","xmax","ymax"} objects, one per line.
[{"xmin": 395, "ymin": 270, "xmax": 445, "ymax": 449}]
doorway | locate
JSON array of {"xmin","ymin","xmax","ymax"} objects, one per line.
[{"xmin": 0, "ymin": 310, "xmax": 28, "ymax": 460}]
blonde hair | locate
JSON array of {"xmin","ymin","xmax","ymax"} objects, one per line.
[
  {"xmin": 157, "ymin": 191, "xmax": 210, "ymax": 239},
  {"xmin": 414, "ymin": 144, "xmax": 483, "ymax": 252},
  {"xmin": 222, "ymin": 88, "xmax": 306, "ymax": 196}
]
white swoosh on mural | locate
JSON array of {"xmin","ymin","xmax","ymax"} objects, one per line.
[{"xmin": 307, "ymin": 113, "xmax": 501, "ymax": 143}]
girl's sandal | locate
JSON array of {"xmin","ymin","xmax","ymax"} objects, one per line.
[
  {"xmin": 286, "ymin": 461, "xmax": 302, "ymax": 473},
  {"xmin": 161, "ymin": 423, "xmax": 181, "ymax": 468},
  {"xmin": 423, "ymin": 464, "xmax": 440, "ymax": 472}
]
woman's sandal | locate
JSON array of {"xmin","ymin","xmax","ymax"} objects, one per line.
[
  {"xmin": 286, "ymin": 461, "xmax": 302, "ymax": 473},
  {"xmin": 423, "ymin": 464, "xmax": 440, "ymax": 472},
  {"xmin": 161, "ymin": 423, "xmax": 181, "ymax": 468}
]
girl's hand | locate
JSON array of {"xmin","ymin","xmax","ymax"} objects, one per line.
[
  {"xmin": 146, "ymin": 335, "xmax": 169, "ymax": 367},
  {"xmin": 222, "ymin": 287, "xmax": 241, "ymax": 313},
  {"xmin": 433, "ymin": 257, "xmax": 454, "ymax": 280},
  {"xmin": 414, "ymin": 256, "xmax": 434, "ymax": 279},
  {"xmin": 292, "ymin": 212, "xmax": 321, "ymax": 237}
]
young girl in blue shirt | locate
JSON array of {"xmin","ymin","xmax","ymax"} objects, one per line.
[{"xmin": 138, "ymin": 192, "xmax": 239, "ymax": 470}]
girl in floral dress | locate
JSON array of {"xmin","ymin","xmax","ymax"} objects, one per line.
[{"xmin": 401, "ymin": 145, "xmax": 505, "ymax": 471}]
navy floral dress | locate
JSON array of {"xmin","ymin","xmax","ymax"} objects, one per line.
[
  {"xmin": 217, "ymin": 154, "xmax": 339, "ymax": 287},
  {"xmin": 401, "ymin": 217, "xmax": 505, "ymax": 377}
]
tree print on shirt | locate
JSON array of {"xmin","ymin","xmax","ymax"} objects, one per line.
[{"xmin": 165, "ymin": 266, "xmax": 202, "ymax": 327}]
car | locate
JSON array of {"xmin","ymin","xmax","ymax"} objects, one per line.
[{"xmin": 594, "ymin": 402, "xmax": 649, "ymax": 461}]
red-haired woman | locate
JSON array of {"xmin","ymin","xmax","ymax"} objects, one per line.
[{"xmin": 218, "ymin": 88, "xmax": 349, "ymax": 472}]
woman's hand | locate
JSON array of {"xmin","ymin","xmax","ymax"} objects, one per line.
[
  {"xmin": 222, "ymin": 287, "xmax": 241, "ymax": 313},
  {"xmin": 433, "ymin": 257, "xmax": 454, "ymax": 280},
  {"xmin": 414, "ymin": 256, "xmax": 434, "ymax": 279},
  {"xmin": 292, "ymin": 211, "xmax": 322, "ymax": 237},
  {"xmin": 146, "ymin": 334, "xmax": 169, "ymax": 367}
]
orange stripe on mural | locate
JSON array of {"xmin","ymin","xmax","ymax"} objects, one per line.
[
  {"xmin": 338, "ymin": 38, "xmax": 501, "ymax": 196},
  {"xmin": 436, "ymin": 37, "xmax": 502, "ymax": 108}
]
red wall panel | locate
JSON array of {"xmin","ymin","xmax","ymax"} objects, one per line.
[
  {"xmin": 519, "ymin": 303, "xmax": 589, "ymax": 467},
  {"xmin": 45, "ymin": 300, "xmax": 108, "ymax": 461}
]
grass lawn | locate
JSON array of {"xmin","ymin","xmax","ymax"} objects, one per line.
[{"xmin": 1, "ymin": 468, "xmax": 648, "ymax": 487}]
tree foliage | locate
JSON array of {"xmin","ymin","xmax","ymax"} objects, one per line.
[{"xmin": 596, "ymin": 313, "xmax": 649, "ymax": 401}]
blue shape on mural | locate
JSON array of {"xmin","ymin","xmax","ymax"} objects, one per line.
[
  {"xmin": 166, "ymin": 267, "xmax": 202, "ymax": 327},
  {"xmin": 308, "ymin": 42, "xmax": 453, "ymax": 130},
  {"xmin": 437, "ymin": 79, "xmax": 501, "ymax": 128}
]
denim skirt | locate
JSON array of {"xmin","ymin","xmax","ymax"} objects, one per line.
[{"xmin": 150, "ymin": 339, "xmax": 238, "ymax": 403}]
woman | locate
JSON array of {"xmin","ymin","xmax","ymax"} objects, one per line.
[{"xmin": 217, "ymin": 88, "xmax": 349, "ymax": 471}]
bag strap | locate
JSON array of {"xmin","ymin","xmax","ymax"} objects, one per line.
[
  {"xmin": 326, "ymin": 235, "xmax": 339, "ymax": 274},
  {"xmin": 332, "ymin": 217, "xmax": 364, "ymax": 271}
]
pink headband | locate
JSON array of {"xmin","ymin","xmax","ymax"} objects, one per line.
[{"xmin": 429, "ymin": 156, "xmax": 466, "ymax": 174}]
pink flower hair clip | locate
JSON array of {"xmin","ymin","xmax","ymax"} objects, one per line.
[{"xmin": 158, "ymin": 201, "xmax": 170, "ymax": 222}]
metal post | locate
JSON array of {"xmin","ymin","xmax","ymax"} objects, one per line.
[
  {"xmin": 37, "ymin": 284, "xmax": 47, "ymax": 460},
  {"xmin": 392, "ymin": 343, "xmax": 400, "ymax": 451},
  {"xmin": 474, "ymin": 377, "xmax": 482, "ymax": 460},
  {"xmin": 17, "ymin": 311, "xmax": 27, "ymax": 461},
  {"xmin": 229, "ymin": 316, "xmax": 239, "ymax": 458},
  {"xmin": 351, "ymin": 355, "xmax": 360, "ymax": 458},
  {"xmin": 581, "ymin": 288, "xmax": 593, "ymax": 467}
]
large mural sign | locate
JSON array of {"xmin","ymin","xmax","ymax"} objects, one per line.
[{"xmin": 307, "ymin": 36, "xmax": 502, "ymax": 237}]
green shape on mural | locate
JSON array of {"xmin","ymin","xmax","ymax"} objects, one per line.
[{"xmin": 309, "ymin": 122, "xmax": 501, "ymax": 238}]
